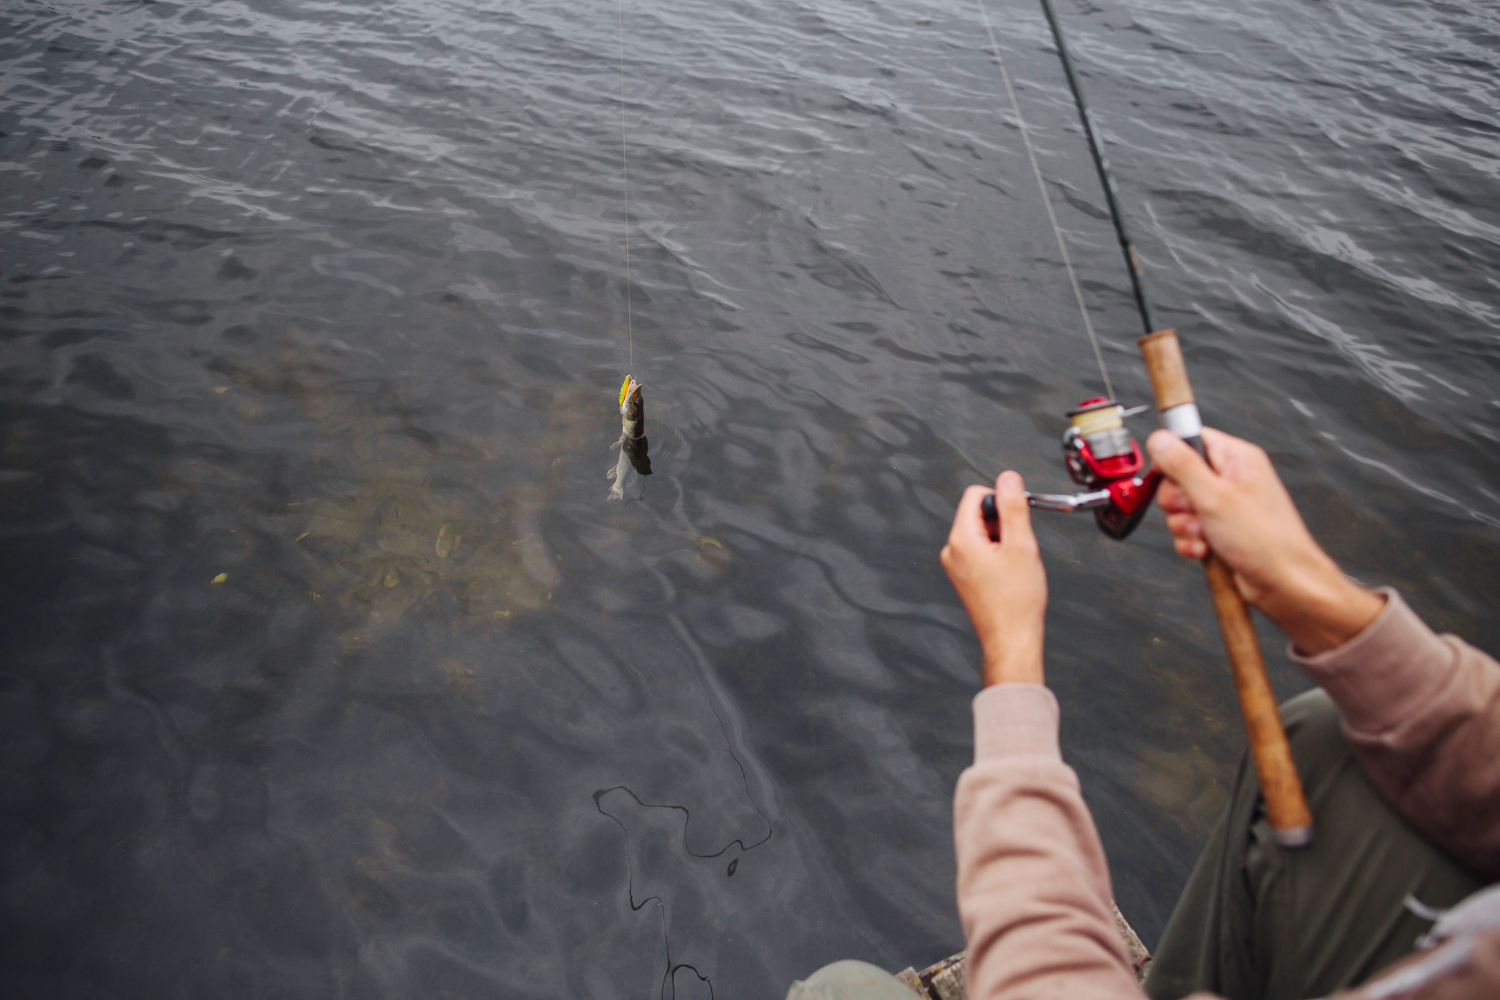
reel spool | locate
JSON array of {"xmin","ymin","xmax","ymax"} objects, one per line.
[
  {"xmin": 1059, "ymin": 398, "xmax": 1162, "ymax": 539},
  {"xmin": 982, "ymin": 397, "xmax": 1163, "ymax": 541}
]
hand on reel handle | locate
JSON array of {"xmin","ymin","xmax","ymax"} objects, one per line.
[{"xmin": 942, "ymin": 472, "xmax": 1047, "ymax": 688}]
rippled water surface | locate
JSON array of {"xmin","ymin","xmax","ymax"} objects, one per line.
[{"xmin": 3, "ymin": 0, "xmax": 1499, "ymax": 996}]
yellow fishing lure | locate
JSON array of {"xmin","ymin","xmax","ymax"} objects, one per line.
[{"xmin": 618, "ymin": 375, "xmax": 632, "ymax": 407}]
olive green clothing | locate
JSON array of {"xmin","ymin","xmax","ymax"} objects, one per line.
[
  {"xmin": 1145, "ymin": 689, "xmax": 1487, "ymax": 1000},
  {"xmin": 785, "ymin": 960, "xmax": 916, "ymax": 1000}
]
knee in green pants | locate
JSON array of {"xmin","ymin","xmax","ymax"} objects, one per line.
[
  {"xmin": 1145, "ymin": 689, "xmax": 1486, "ymax": 1000},
  {"xmin": 785, "ymin": 960, "xmax": 918, "ymax": 1000}
]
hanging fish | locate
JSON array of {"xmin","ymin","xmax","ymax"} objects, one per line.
[{"xmin": 608, "ymin": 375, "xmax": 652, "ymax": 500}]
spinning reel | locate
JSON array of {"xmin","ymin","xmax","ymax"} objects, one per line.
[{"xmin": 982, "ymin": 397, "xmax": 1164, "ymax": 541}]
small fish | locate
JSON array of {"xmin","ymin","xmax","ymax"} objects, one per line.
[{"xmin": 608, "ymin": 375, "xmax": 652, "ymax": 500}]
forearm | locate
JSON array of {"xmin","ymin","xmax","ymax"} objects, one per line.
[
  {"xmin": 1291, "ymin": 589, "xmax": 1500, "ymax": 876},
  {"xmin": 955, "ymin": 685, "xmax": 1143, "ymax": 1000},
  {"xmin": 1256, "ymin": 559, "xmax": 1387, "ymax": 657}
]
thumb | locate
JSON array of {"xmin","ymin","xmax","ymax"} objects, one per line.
[
  {"xmin": 996, "ymin": 471, "xmax": 1035, "ymax": 548},
  {"xmin": 1148, "ymin": 429, "xmax": 1223, "ymax": 504}
]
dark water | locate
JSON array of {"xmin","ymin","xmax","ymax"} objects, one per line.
[{"xmin": 2, "ymin": 0, "xmax": 1498, "ymax": 996}]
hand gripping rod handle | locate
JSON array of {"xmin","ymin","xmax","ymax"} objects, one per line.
[{"xmin": 1140, "ymin": 330, "xmax": 1313, "ymax": 848}]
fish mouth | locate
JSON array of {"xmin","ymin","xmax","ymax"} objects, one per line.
[{"xmin": 618, "ymin": 375, "xmax": 642, "ymax": 412}]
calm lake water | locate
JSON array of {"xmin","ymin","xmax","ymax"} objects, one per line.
[{"xmin": 2, "ymin": 0, "xmax": 1498, "ymax": 996}]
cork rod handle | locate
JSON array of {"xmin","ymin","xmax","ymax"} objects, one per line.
[{"xmin": 1137, "ymin": 329, "xmax": 1313, "ymax": 848}]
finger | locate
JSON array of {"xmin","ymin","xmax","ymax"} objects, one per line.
[
  {"xmin": 1156, "ymin": 477, "xmax": 1196, "ymax": 515},
  {"xmin": 1147, "ymin": 429, "xmax": 1222, "ymax": 505},
  {"xmin": 1165, "ymin": 511, "xmax": 1203, "ymax": 541},
  {"xmin": 1174, "ymin": 535, "xmax": 1208, "ymax": 559},
  {"xmin": 995, "ymin": 471, "xmax": 1036, "ymax": 551},
  {"xmin": 1199, "ymin": 426, "xmax": 1239, "ymax": 472},
  {"xmin": 949, "ymin": 484, "xmax": 994, "ymax": 547},
  {"xmin": 1202, "ymin": 425, "xmax": 1279, "ymax": 490}
]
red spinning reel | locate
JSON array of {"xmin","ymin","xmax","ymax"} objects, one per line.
[{"xmin": 983, "ymin": 397, "xmax": 1163, "ymax": 541}]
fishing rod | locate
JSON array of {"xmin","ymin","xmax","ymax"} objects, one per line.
[
  {"xmin": 1036, "ymin": 0, "xmax": 1155, "ymax": 338},
  {"xmin": 988, "ymin": 0, "xmax": 1314, "ymax": 848}
]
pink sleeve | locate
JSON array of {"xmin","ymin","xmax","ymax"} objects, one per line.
[
  {"xmin": 953, "ymin": 683, "xmax": 1146, "ymax": 1000},
  {"xmin": 1290, "ymin": 589, "xmax": 1500, "ymax": 876}
]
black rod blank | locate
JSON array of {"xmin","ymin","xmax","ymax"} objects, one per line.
[{"xmin": 1035, "ymin": 0, "xmax": 1156, "ymax": 336}]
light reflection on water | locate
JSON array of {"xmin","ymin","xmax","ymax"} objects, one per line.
[{"xmin": 1, "ymin": 0, "xmax": 1498, "ymax": 996}]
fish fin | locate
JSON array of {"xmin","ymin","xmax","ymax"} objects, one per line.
[
  {"xmin": 608, "ymin": 482, "xmax": 624, "ymax": 501},
  {"xmin": 606, "ymin": 465, "xmax": 618, "ymax": 480}
]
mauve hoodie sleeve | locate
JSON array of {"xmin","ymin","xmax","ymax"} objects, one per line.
[
  {"xmin": 951, "ymin": 588, "xmax": 1498, "ymax": 1000},
  {"xmin": 953, "ymin": 683, "xmax": 1163, "ymax": 1000},
  {"xmin": 1289, "ymin": 588, "xmax": 1500, "ymax": 877}
]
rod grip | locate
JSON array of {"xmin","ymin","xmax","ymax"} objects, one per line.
[
  {"xmin": 1136, "ymin": 328, "xmax": 1314, "ymax": 848},
  {"xmin": 1202, "ymin": 554, "xmax": 1314, "ymax": 846},
  {"xmin": 1138, "ymin": 328, "xmax": 1195, "ymax": 411}
]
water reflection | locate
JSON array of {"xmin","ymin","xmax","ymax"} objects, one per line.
[{"xmin": 209, "ymin": 332, "xmax": 587, "ymax": 631}]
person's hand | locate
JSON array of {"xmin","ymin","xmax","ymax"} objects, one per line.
[
  {"xmin": 941, "ymin": 471, "xmax": 1047, "ymax": 686},
  {"xmin": 1148, "ymin": 427, "xmax": 1385, "ymax": 655}
]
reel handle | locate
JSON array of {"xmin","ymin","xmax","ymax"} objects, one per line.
[{"xmin": 1138, "ymin": 329, "xmax": 1314, "ymax": 849}]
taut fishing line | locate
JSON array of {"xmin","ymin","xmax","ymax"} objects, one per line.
[
  {"xmin": 615, "ymin": 0, "xmax": 635, "ymax": 373},
  {"xmin": 974, "ymin": 0, "xmax": 1113, "ymax": 400},
  {"xmin": 607, "ymin": 0, "xmax": 652, "ymax": 503}
]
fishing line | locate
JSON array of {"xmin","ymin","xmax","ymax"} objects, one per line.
[
  {"xmin": 591, "ymin": 794, "xmax": 717, "ymax": 1000},
  {"xmin": 615, "ymin": 0, "xmax": 635, "ymax": 372},
  {"xmin": 974, "ymin": 0, "xmax": 1114, "ymax": 400},
  {"xmin": 593, "ymin": 785, "xmax": 772, "ymax": 859},
  {"xmin": 589, "ymin": 618, "xmax": 775, "ymax": 861}
]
